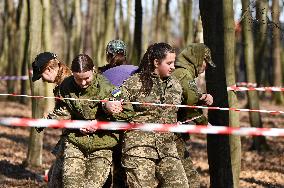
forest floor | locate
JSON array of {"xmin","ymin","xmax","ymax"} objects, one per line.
[{"xmin": 0, "ymin": 98, "xmax": 283, "ymax": 188}]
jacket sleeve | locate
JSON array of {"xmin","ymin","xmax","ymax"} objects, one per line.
[{"xmin": 174, "ymin": 69, "xmax": 208, "ymax": 125}]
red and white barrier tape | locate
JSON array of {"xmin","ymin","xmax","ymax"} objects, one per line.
[
  {"xmin": 0, "ymin": 76, "xmax": 29, "ymax": 80},
  {"xmin": 228, "ymin": 85, "xmax": 284, "ymax": 92},
  {"xmin": 0, "ymin": 117, "xmax": 283, "ymax": 137},
  {"xmin": 236, "ymin": 82, "xmax": 257, "ymax": 87},
  {"xmin": 0, "ymin": 93, "xmax": 283, "ymax": 115}
]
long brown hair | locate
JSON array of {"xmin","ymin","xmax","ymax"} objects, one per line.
[
  {"xmin": 42, "ymin": 59, "xmax": 72, "ymax": 85},
  {"xmin": 136, "ymin": 42, "xmax": 175, "ymax": 95}
]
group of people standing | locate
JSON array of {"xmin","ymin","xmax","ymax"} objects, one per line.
[{"xmin": 31, "ymin": 40, "xmax": 215, "ymax": 188}]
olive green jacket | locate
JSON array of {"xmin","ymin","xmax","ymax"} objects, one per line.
[
  {"xmin": 51, "ymin": 73, "xmax": 119, "ymax": 153},
  {"xmin": 172, "ymin": 43, "xmax": 208, "ymax": 125}
]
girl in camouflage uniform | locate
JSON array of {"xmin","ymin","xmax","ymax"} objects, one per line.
[
  {"xmin": 116, "ymin": 43, "xmax": 189, "ymax": 188},
  {"xmin": 52, "ymin": 54, "xmax": 119, "ymax": 188}
]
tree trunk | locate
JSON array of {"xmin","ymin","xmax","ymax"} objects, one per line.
[
  {"xmin": 20, "ymin": 0, "xmax": 29, "ymax": 104},
  {"xmin": 200, "ymin": 0, "xmax": 234, "ymax": 187},
  {"xmin": 0, "ymin": 0, "xmax": 8, "ymax": 74},
  {"xmin": 154, "ymin": 0, "xmax": 162, "ymax": 42},
  {"xmin": 182, "ymin": 0, "xmax": 193, "ymax": 45},
  {"xmin": 223, "ymin": 1, "xmax": 241, "ymax": 187},
  {"xmin": 255, "ymin": 0, "xmax": 268, "ymax": 85},
  {"xmin": 72, "ymin": 0, "xmax": 82, "ymax": 57},
  {"xmin": 6, "ymin": 0, "xmax": 18, "ymax": 99},
  {"xmin": 132, "ymin": 0, "xmax": 142, "ymax": 65},
  {"xmin": 272, "ymin": 0, "xmax": 284, "ymax": 104},
  {"xmin": 241, "ymin": 0, "xmax": 269, "ymax": 152},
  {"xmin": 124, "ymin": 0, "xmax": 132, "ymax": 61},
  {"xmin": 42, "ymin": 0, "xmax": 54, "ymax": 114},
  {"xmin": 99, "ymin": 0, "xmax": 116, "ymax": 67},
  {"xmin": 24, "ymin": 0, "xmax": 44, "ymax": 167},
  {"xmin": 92, "ymin": 0, "xmax": 103, "ymax": 66}
]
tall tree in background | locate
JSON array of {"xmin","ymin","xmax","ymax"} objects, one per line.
[
  {"xmin": 19, "ymin": 0, "xmax": 29, "ymax": 105},
  {"xmin": 0, "ymin": 1, "xmax": 8, "ymax": 73},
  {"xmin": 72, "ymin": 0, "xmax": 82, "ymax": 58},
  {"xmin": 5, "ymin": 0, "xmax": 18, "ymax": 97},
  {"xmin": 55, "ymin": 0, "xmax": 75, "ymax": 66},
  {"xmin": 181, "ymin": 0, "xmax": 193, "ymax": 45},
  {"xmin": 200, "ymin": 0, "xmax": 236, "ymax": 187},
  {"xmin": 255, "ymin": 0, "xmax": 268, "ymax": 85},
  {"xmin": 25, "ymin": 0, "xmax": 44, "ymax": 167},
  {"xmin": 154, "ymin": 0, "xmax": 163, "ymax": 42},
  {"xmin": 99, "ymin": 0, "xmax": 116, "ymax": 67},
  {"xmin": 83, "ymin": 0, "xmax": 94, "ymax": 56},
  {"xmin": 92, "ymin": 1, "xmax": 103, "ymax": 66},
  {"xmin": 223, "ymin": 1, "xmax": 241, "ymax": 187},
  {"xmin": 42, "ymin": 0, "xmax": 55, "ymax": 114},
  {"xmin": 132, "ymin": 0, "xmax": 142, "ymax": 65},
  {"xmin": 241, "ymin": 0, "xmax": 268, "ymax": 151},
  {"xmin": 162, "ymin": 0, "xmax": 170, "ymax": 42},
  {"xmin": 124, "ymin": 0, "xmax": 133, "ymax": 56},
  {"xmin": 272, "ymin": 0, "xmax": 284, "ymax": 104}
]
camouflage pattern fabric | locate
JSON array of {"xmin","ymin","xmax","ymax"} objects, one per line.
[
  {"xmin": 175, "ymin": 136, "xmax": 201, "ymax": 188},
  {"xmin": 117, "ymin": 73, "xmax": 189, "ymax": 187},
  {"xmin": 62, "ymin": 140, "xmax": 112, "ymax": 188},
  {"xmin": 122, "ymin": 155, "xmax": 189, "ymax": 188}
]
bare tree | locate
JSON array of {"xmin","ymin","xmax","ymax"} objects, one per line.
[
  {"xmin": 241, "ymin": 0, "xmax": 269, "ymax": 152},
  {"xmin": 132, "ymin": 0, "xmax": 142, "ymax": 65},
  {"xmin": 24, "ymin": 0, "xmax": 44, "ymax": 167},
  {"xmin": 181, "ymin": 0, "xmax": 193, "ymax": 45},
  {"xmin": 272, "ymin": 0, "xmax": 284, "ymax": 104},
  {"xmin": 200, "ymin": 0, "xmax": 240, "ymax": 186},
  {"xmin": 255, "ymin": 0, "xmax": 268, "ymax": 85},
  {"xmin": 42, "ymin": 0, "xmax": 54, "ymax": 114}
]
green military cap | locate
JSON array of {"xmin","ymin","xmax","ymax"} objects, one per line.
[{"xmin": 106, "ymin": 40, "xmax": 127, "ymax": 56}]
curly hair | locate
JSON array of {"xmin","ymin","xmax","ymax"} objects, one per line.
[{"xmin": 136, "ymin": 42, "xmax": 175, "ymax": 95}]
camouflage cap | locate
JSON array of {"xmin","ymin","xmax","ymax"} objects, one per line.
[
  {"xmin": 32, "ymin": 52, "xmax": 57, "ymax": 82},
  {"xmin": 204, "ymin": 47, "xmax": 216, "ymax": 68},
  {"xmin": 106, "ymin": 40, "xmax": 127, "ymax": 56}
]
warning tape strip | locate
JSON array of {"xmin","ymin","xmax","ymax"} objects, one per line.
[
  {"xmin": 0, "ymin": 93, "xmax": 283, "ymax": 115},
  {"xmin": 0, "ymin": 76, "xmax": 29, "ymax": 80},
  {"xmin": 0, "ymin": 117, "xmax": 283, "ymax": 137},
  {"xmin": 228, "ymin": 85, "xmax": 284, "ymax": 92}
]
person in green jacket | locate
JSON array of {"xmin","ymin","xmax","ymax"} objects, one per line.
[
  {"xmin": 51, "ymin": 54, "xmax": 120, "ymax": 188},
  {"xmin": 172, "ymin": 43, "xmax": 216, "ymax": 188}
]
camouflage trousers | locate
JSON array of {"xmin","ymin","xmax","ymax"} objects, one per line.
[
  {"xmin": 175, "ymin": 135, "xmax": 200, "ymax": 188},
  {"xmin": 62, "ymin": 140, "xmax": 112, "ymax": 188},
  {"xmin": 122, "ymin": 154, "xmax": 189, "ymax": 188}
]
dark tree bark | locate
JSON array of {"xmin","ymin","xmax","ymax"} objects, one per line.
[
  {"xmin": 132, "ymin": 0, "xmax": 142, "ymax": 65},
  {"xmin": 200, "ymin": 0, "xmax": 235, "ymax": 187}
]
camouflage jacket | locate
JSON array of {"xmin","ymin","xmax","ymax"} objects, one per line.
[
  {"xmin": 119, "ymin": 73, "xmax": 183, "ymax": 159},
  {"xmin": 50, "ymin": 73, "xmax": 119, "ymax": 152},
  {"xmin": 172, "ymin": 44, "xmax": 208, "ymax": 125}
]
